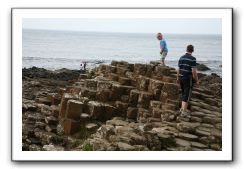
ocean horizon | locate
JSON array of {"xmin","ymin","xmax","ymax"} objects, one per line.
[{"xmin": 23, "ymin": 29, "xmax": 222, "ymax": 75}]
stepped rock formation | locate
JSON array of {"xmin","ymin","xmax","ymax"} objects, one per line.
[{"xmin": 22, "ymin": 61, "xmax": 222, "ymax": 151}]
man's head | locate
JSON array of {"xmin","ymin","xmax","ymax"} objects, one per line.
[
  {"xmin": 186, "ymin": 45, "xmax": 194, "ymax": 53},
  {"xmin": 156, "ymin": 32, "xmax": 163, "ymax": 40}
]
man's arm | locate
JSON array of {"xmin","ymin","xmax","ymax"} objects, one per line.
[
  {"xmin": 192, "ymin": 68, "xmax": 199, "ymax": 85},
  {"xmin": 176, "ymin": 69, "xmax": 180, "ymax": 84}
]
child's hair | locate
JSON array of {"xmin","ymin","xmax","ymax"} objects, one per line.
[
  {"xmin": 156, "ymin": 32, "xmax": 162, "ymax": 37},
  {"xmin": 187, "ymin": 45, "xmax": 194, "ymax": 53}
]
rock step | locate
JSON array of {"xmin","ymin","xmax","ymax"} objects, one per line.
[
  {"xmin": 190, "ymin": 107, "xmax": 222, "ymax": 119},
  {"xmin": 189, "ymin": 100, "xmax": 221, "ymax": 112},
  {"xmin": 194, "ymin": 87, "xmax": 213, "ymax": 96},
  {"xmin": 74, "ymin": 81, "xmax": 85, "ymax": 87},
  {"xmin": 191, "ymin": 91, "xmax": 215, "ymax": 100},
  {"xmin": 177, "ymin": 132, "xmax": 199, "ymax": 141},
  {"xmin": 191, "ymin": 97, "xmax": 221, "ymax": 109},
  {"xmin": 175, "ymin": 138, "xmax": 208, "ymax": 150}
]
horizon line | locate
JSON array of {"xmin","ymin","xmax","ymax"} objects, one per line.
[{"xmin": 22, "ymin": 28, "xmax": 222, "ymax": 36}]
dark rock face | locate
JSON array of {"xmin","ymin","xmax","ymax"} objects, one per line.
[
  {"xmin": 22, "ymin": 60, "xmax": 222, "ymax": 151},
  {"xmin": 199, "ymin": 73, "xmax": 222, "ymax": 97},
  {"xmin": 196, "ymin": 63, "xmax": 211, "ymax": 71},
  {"xmin": 23, "ymin": 67, "xmax": 81, "ymax": 81}
]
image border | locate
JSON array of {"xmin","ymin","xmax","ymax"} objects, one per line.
[{"xmin": 11, "ymin": 7, "xmax": 233, "ymax": 162}]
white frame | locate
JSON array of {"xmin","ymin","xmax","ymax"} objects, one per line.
[{"xmin": 12, "ymin": 8, "xmax": 232, "ymax": 161}]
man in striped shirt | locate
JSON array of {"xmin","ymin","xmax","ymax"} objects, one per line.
[{"xmin": 177, "ymin": 45, "xmax": 199, "ymax": 117}]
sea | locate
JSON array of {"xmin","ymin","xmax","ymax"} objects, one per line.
[{"xmin": 23, "ymin": 29, "xmax": 222, "ymax": 75}]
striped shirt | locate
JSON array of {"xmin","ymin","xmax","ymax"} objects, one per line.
[{"xmin": 178, "ymin": 53, "xmax": 196, "ymax": 79}]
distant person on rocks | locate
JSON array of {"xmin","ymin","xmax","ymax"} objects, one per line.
[
  {"xmin": 177, "ymin": 45, "xmax": 199, "ymax": 118},
  {"xmin": 156, "ymin": 32, "xmax": 168, "ymax": 66},
  {"xmin": 80, "ymin": 61, "xmax": 87, "ymax": 71}
]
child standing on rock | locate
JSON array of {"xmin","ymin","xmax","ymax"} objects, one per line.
[{"xmin": 156, "ymin": 32, "xmax": 168, "ymax": 66}]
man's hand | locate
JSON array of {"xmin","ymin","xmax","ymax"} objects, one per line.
[
  {"xmin": 195, "ymin": 80, "xmax": 200, "ymax": 87},
  {"xmin": 176, "ymin": 79, "xmax": 180, "ymax": 86},
  {"xmin": 160, "ymin": 51, "xmax": 163, "ymax": 55}
]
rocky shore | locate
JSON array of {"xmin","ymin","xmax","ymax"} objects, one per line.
[{"xmin": 22, "ymin": 61, "xmax": 222, "ymax": 151}]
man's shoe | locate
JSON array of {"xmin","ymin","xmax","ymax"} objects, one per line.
[{"xmin": 180, "ymin": 111, "xmax": 191, "ymax": 118}]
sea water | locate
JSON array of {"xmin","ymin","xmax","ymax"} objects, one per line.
[{"xmin": 23, "ymin": 29, "xmax": 222, "ymax": 75}]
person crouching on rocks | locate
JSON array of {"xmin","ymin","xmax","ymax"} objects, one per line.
[
  {"xmin": 80, "ymin": 61, "xmax": 87, "ymax": 71},
  {"xmin": 177, "ymin": 45, "xmax": 199, "ymax": 118},
  {"xmin": 156, "ymin": 32, "xmax": 168, "ymax": 66}
]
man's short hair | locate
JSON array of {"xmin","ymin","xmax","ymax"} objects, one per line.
[{"xmin": 187, "ymin": 45, "xmax": 194, "ymax": 53}]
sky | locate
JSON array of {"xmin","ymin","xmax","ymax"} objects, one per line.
[{"xmin": 23, "ymin": 18, "xmax": 221, "ymax": 35}]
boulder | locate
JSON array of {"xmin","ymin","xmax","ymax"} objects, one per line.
[
  {"xmin": 35, "ymin": 97, "xmax": 52, "ymax": 106},
  {"xmin": 45, "ymin": 125, "xmax": 57, "ymax": 133},
  {"xmin": 97, "ymin": 125, "xmax": 115, "ymax": 140},
  {"xmin": 105, "ymin": 65, "xmax": 117, "ymax": 74},
  {"xmin": 80, "ymin": 113, "xmax": 90, "ymax": 123},
  {"xmin": 110, "ymin": 84, "xmax": 125, "ymax": 100},
  {"xmin": 196, "ymin": 63, "xmax": 211, "ymax": 71},
  {"xmin": 138, "ymin": 91, "xmax": 153, "ymax": 109},
  {"xmin": 129, "ymin": 89, "xmax": 140, "ymax": 106},
  {"xmin": 149, "ymin": 100, "xmax": 162, "ymax": 110},
  {"xmin": 138, "ymin": 108, "xmax": 151, "ymax": 119},
  {"xmin": 65, "ymin": 100, "xmax": 84, "ymax": 119},
  {"xmin": 178, "ymin": 132, "xmax": 199, "ymax": 141},
  {"xmin": 143, "ymin": 131, "xmax": 161, "ymax": 150},
  {"xmin": 161, "ymin": 109, "xmax": 176, "ymax": 122},
  {"xmin": 79, "ymin": 74, "xmax": 88, "ymax": 79},
  {"xmin": 157, "ymin": 133, "xmax": 176, "ymax": 148},
  {"xmin": 145, "ymin": 64, "xmax": 154, "ymax": 77},
  {"xmin": 115, "ymin": 101, "xmax": 128, "ymax": 117},
  {"xmin": 190, "ymin": 141, "xmax": 208, "ymax": 149},
  {"xmin": 162, "ymin": 83, "xmax": 179, "ymax": 100},
  {"xmin": 47, "ymin": 93, "xmax": 61, "ymax": 105},
  {"xmin": 84, "ymin": 79, "xmax": 97, "ymax": 90},
  {"xmin": 118, "ymin": 77, "xmax": 131, "ymax": 85},
  {"xmin": 63, "ymin": 119, "xmax": 80, "ymax": 135},
  {"xmin": 120, "ymin": 95, "xmax": 130, "ymax": 103},
  {"xmin": 106, "ymin": 119, "xmax": 129, "ymax": 126},
  {"xmin": 85, "ymin": 123, "xmax": 99, "ymax": 133},
  {"xmin": 79, "ymin": 87, "xmax": 97, "ymax": 99},
  {"xmin": 111, "ymin": 60, "xmax": 119, "ymax": 66},
  {"xmin": 42, "ymin": 144, "xmax": 64, "ymax": 151},
  {"xmin": 148, "ymin": 79, "xmax": 164, "ymax": 92},
  {"xmin": 45, "ymin": 116, "xmax": 58, "ymax": 125},
  {"xmin": 116, "ymin": 67, "xmax": 129, "ymax": 76},
  {"xmin": 127, "ymin": 107, "xmax": 138, "ymax": 120},
  {"xmin": 134, "ymin": 64, "xmax": 147, "ymax": 76},
  {"xmin": 117, "ymin": 142, "xmax": 136, "ymax": 151},
  {"xmin": 137, "ymin": 76, "xmax": 150, "ymax": 91},
  {"xmin": 88, "ymin": 101, "xmax": 115, "ymax": 121},
  {"xmin": 107, "ymin": 73, "xmax": 119, "ymax": 81},
  {"xmin": 29, "ymin": 144, "xmax": 42, "ymax": 151},
  {"xmin": 96, "ymin": 89, "xmax": 111, "ymax": 102},
  {"xmin": 155, "ymin": 65, "xmax": 171, "ymax": 77},
  {"xmin": 152, "ymin": 108, "xmax": 164, "ymax": 118},
  {"xmin": 87, "ymin": 101, "xmax": 104, "ymax": 119},
  {"xmin": 50, "ymin": 105, "xmax": 60, "ymax": 118},
  {"xmin": 121, "ymin": 132, "xmax": 147, "ymax": 145},
  {"xmin": 97, "ymin": 81, "xmax": 112, "ymax": 91},
  {"xmin": 59, "ymin": 93, "xmax": 78, "ymax": 118},
  {"xmin": 175, "ymin": 138, "xmax": 191, "ymax": 148},
  {"xmin": 176, "ymin": 122, "xmax": 200, "ymax": 133}
]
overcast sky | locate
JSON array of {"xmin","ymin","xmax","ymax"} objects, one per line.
[{"xmin": 23, "ymin": 18, "xmax": 221, "ymax": 35}]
